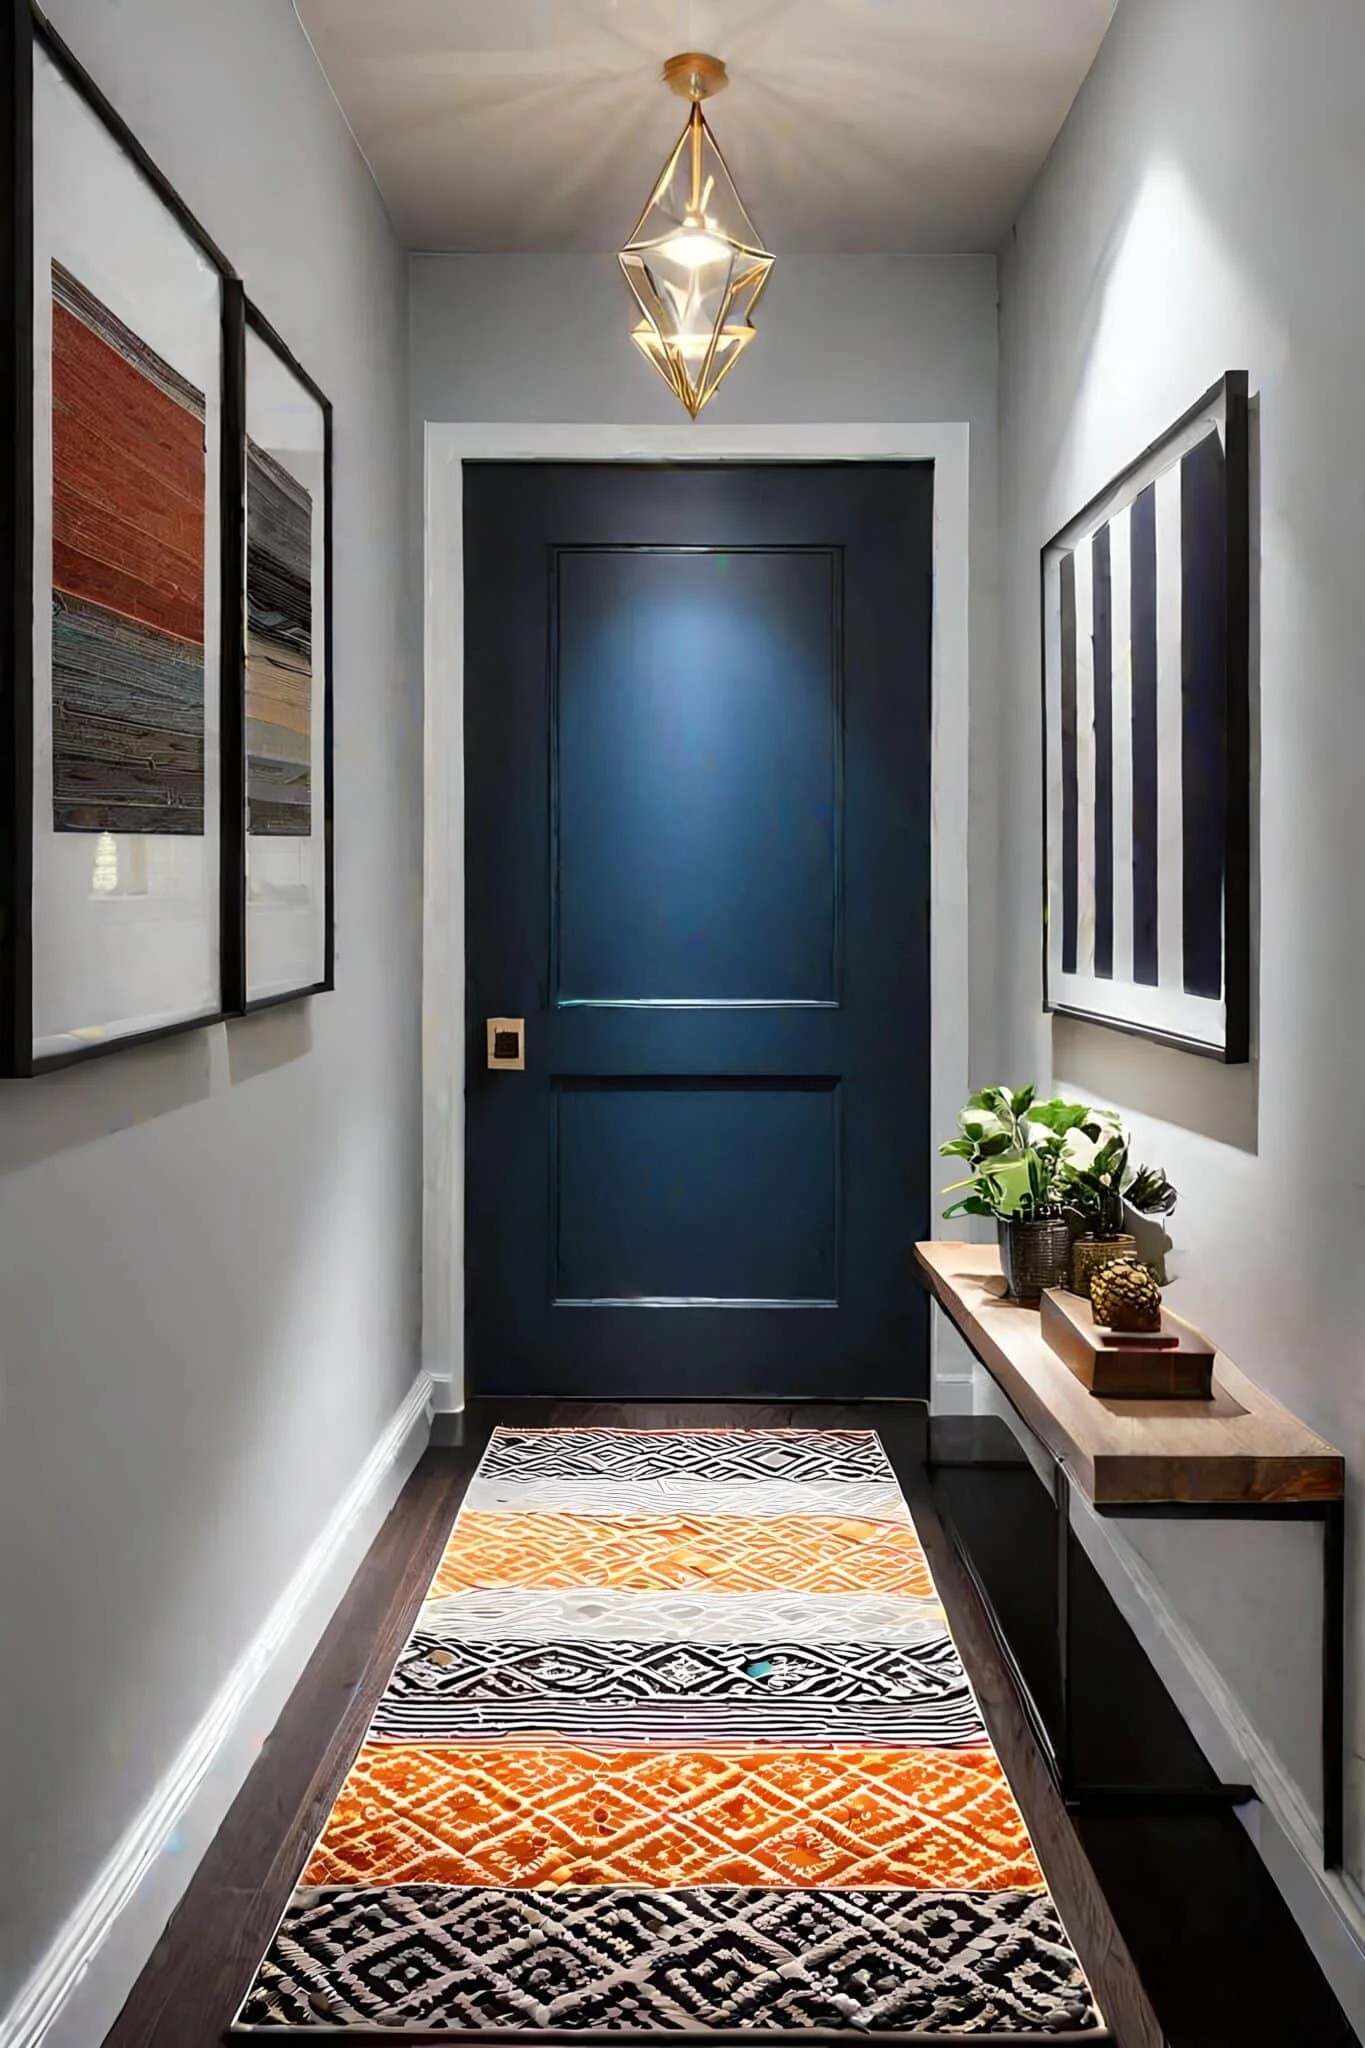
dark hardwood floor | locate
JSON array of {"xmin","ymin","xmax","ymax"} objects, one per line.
[
  {"xmin": 98, "ymin": 1402, "xmax": 1356, "ymax": 2048},
  {"xmin": 98, "ymin": 1427, "xmax": 496, "ymax": 2048}
]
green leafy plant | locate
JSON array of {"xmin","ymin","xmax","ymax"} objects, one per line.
[
  {"xmin": 940, "ymin": 1085, "xmax": 1070, "ymax": 1221},
  {"xmin": 941, "ymin": 1087, "xmax": 1178, "ymax": 1230},
  {"xmin": 1050, "ymin": 1105, "xmax": 1178, "ymax": 1234}
]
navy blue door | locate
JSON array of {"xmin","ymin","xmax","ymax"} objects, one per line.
[{"xmin": 464, "ymin": 463, "xmax": 931, "ymax": 1397}]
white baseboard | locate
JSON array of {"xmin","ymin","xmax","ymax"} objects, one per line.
[
  {"xmin": 929, "ymin": 1376, "xmax": 977, "ymax": 1417},
  {"xmin": 0, "ymin": 1369, "xmax": 434, "ymax": 2048},
  {"xmin": 972, "ymin": 1368, "xmax": 1365, "ymax": 2038},
  {"xmin": 931, "ymin": 1315, "xmax": 978, "ymax": 1417}
]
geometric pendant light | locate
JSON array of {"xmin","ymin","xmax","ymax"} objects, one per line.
[{"xmin": 618, "ymin": 53, "xmax": 774, "ymax": 418}]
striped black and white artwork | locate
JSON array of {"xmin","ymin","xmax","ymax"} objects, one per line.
[{"xmin": 1042, "ymin": 373, "xmax": 1251, "ymax": 1060}]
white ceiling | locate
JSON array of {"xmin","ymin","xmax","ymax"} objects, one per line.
[{"xmin": 294, "ymin": 0, "xmax": 1116, "ymax": 254}]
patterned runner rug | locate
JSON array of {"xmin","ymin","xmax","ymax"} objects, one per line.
[{"xmin": 234, "ymin": 1428, "xmax": 1107, "ymax": 2037}]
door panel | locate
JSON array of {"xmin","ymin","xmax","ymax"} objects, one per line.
[
  {"xmin": 553, "ymin": 1077, "xmax": 840, "ymax": 1307},
  {"xmin": 555, "ymin": 548, "xmax": 840, "ymax": 1005},
  {"xmin": 464, "ymin": 463, "xmax": 931, "ymax": 1398}
]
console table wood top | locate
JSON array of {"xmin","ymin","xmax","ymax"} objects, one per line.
[{"xmin": 915, "ymin": 1241, "xmax": 1344, "ymax": 1508}]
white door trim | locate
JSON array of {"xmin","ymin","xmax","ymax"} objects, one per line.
[{"xmin": 422, "ymin": 421, "xmax": 973, "ymax": 1410}]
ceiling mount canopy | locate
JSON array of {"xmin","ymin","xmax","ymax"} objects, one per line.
[
  {"xmin": 661, "ymin": 51, "xmax": 730, "ymax": 101},
  {"xmin": 617, "ymin": 51, "xmax": 774, "ymax": 420}
]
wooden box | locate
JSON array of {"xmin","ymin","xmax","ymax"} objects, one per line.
[{"xmin": 1040, "ymin": 1287, "xmax": 1216, "ymax": 1399}]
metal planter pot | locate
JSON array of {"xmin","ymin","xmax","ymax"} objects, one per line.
[{"xmin": 997, "ymin": 1216, "xmax": 1072, "ymax": 1304}]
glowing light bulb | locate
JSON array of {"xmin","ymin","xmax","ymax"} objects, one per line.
[{"xmin": 657, "ymin": 214, "xmax": 731, "ymax": 271}]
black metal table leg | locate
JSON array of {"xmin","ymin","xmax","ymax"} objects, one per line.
[
  {"xmin": 1054, "ymin": 1459, "xmax": 1073, "ymax": 1797},
  {"xmin": 1322, "ymin": 1496, "xmax": 1345, "ymax": 1870},
  {"xmin": 923, "ymin": 1372, "xmax": 1345, "ymax": 1865}
]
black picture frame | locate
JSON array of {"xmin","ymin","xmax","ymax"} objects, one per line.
[
  {"xmin": 236, "ymin": 299, "xmax": 334, "ymax": 1012},
  {"xmin": 1, "ymin": 0, "xmax": 242, "ymax": 1073},
  {"xmin": 1040, "ymin": 370, "xmax": 1251, "ymax": 1064}
]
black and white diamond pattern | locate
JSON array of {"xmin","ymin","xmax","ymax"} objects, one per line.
[
  {"xmin": 235, "ymin": 1886, "xmax": 1104, "ymax": 2035},
  {"xmin": 370, "ymin": 1635, "xmax": 986, "ymax": 1747},
  {"xmin": 477, "ymin": 1428, "xmax": 894, "ymax": 1486}
]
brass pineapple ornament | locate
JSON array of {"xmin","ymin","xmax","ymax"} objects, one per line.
[{"xmin": 1090, "ymin": 1256, "xmax": 1163, "ymax": 1333}]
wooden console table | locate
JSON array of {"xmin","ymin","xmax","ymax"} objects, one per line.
[{"xmin": 915, "ymin": 1240, "xmax": 1347, "ymax": 1868}]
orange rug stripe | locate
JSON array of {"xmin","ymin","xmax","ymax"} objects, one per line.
[
  {"xmin": 301, "ymin": 1742, "xmax": 1045, "ymax": 1893},
  {"xmin": 430, "ymin": 1511, "xmax": 935, "ymax": 1598}
]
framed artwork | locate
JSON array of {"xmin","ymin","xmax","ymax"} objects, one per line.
[
  {"xmin": 236, "ymin": 302, "xmax": 333, "ymax": 1008},
  {"xmin": 1041, "ymin": 371, "xmax": 1251, "ymax": 1062},
  {"xmin": 1, "ymin": 1, "xmax": 237, "ymax": 1071}
]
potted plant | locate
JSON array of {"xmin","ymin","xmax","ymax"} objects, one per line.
[
  {"xmin": 1050, "ymin": 1106, "xmax": 1178, "ymax": 1298},
  {"xmin": 940, "ymin": 1085, "xmax": 1073, "ymax": 1301}
]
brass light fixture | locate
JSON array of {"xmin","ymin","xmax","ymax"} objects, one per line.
[{"xmin": 618, "ymin": 53, "xmax": 774, "ymax": 419}]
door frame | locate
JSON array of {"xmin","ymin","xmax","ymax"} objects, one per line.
[{"xmin": 423, "ymin": 421, "xmax": 972, "ymax": 1415}]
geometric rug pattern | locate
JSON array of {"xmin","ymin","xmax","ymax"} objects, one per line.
[
  {"xmin": 371, "ymin": 1632, "xmax": 989, "ymax": 1747},
  {"xmin": 430, "ymin": 1512, "xmax": 938, "ymax": 1598},
  {"xmin": 298, "ymin": 1744, "xmax": 1045, "ymax": 1890},
  {"xmin": 235, "ymin": 1427, "xmax": 1106, "ymax": 2035}
]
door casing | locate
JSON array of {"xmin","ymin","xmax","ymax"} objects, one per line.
[{"xmin": 422, "ymin": 420, "xmax": 973, "ymax": 1416}]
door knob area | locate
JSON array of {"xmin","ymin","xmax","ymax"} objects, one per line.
[{"xmin": 486, "ymin": 1018, "xmax": 525, "ymax": 1070}]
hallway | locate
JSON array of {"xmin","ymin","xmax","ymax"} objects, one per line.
[{"xmin": 4, "ymin": 2, "xmax": 1365, "ymax": 2042}]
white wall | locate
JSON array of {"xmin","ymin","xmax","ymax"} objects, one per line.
[
  {"xmin": 996, "ymin": 0, "xmax": 1365, "ymax": 2016},
  {"xmin": 0, "ymin": 3, "xmax": 420, "ymax": 2041},
  {"xmin": 411, "ymin": 250, "xmax": 1002, "ymax": 1410}
]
